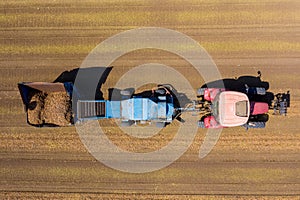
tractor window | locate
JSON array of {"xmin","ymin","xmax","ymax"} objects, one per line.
[
  {"xmin": 212, "ymin": 101, "xmax": 219, "ymax": 117},
  {"xmin": 236, "ymin": 100, "xmax": 248, "ymax": 117}
]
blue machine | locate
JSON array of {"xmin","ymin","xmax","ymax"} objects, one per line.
[{"xmin": 76, "ymin": 92, "xmax": 175, "ymax": 127}]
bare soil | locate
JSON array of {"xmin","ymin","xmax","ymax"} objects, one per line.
[{"xmin": 0, "ymin": 0, "xmax": 299, "ymax": 199}]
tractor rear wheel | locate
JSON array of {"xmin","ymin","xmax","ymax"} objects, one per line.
[{"xmin": 255, "ymin": 114, "xmax": 269, "ymax": 122}]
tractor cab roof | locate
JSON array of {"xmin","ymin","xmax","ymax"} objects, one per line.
[{"xmin": 214, "ymin": 91, "xmax": 250, "ymax": 127}]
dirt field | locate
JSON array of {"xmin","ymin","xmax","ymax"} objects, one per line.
[{"xmin": 0, "ymin": 0, "xmax": 299, "ymax": 199}]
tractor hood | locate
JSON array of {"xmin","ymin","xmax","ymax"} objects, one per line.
[{"xmin": 217, "ymin": 91, "xmax": 250, "ymax": 127}]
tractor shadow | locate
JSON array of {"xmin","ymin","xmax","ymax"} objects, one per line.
[{"xmin": 200, "ymin": 71, "xmax": 275, "ymax": 106}]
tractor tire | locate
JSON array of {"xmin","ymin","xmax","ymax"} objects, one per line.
[
  {"xmin": 253, "ymin": 92, "xmax": 274, "ymax": 107},
  {"xmin": 249, "ymin": 114, "xmax": 269, "ymax": 122},
  {"xmin": 255, "ymin": 114, "xmax": 269, "ymax": 122}
]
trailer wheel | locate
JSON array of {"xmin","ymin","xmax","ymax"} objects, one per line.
[
  {"xmin": 120, "ymin": 90, "xmax": 131, "ymax": 96},
  {"xmin": 156, "ymin": 122, "xmax": 165, "ymax": 128},
  {"xmin": 261, "ymin": 82, "xmax": 269, "ymax": 90},
  {"xmin": 155, "ymin": 88, "xmax": 166, "ymax": 95},
  {"xmin": 120, "ymin": 90, "xmax": 132, "ymax": 100},
  {"xmin": 121, "ymin": 121, "xmax": 133, "ymax": 127}
]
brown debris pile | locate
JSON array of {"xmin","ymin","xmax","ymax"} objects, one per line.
[{"xmin": 27, "ymin": 91, "xmax": 72, "ymax": 126}]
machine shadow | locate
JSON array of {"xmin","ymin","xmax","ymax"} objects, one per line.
[
  {"xmin": 53, "ymin": 67, "xmax": 113, "ymax": 100},
  {"xmin": 54, "ymin": 66, "xmax": 113, "ymax": 100},
  {"xmin": 55, "ymin": 67, "xmax": 192, "ymax": 107}
]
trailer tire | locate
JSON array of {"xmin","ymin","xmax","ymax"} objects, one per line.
[
  {"xmin": 155, "ymin": 89, "xmax": 166, "ymax": 95},
  {"xmin": 120, "ymin": 90, "xmax": 131, "ymax": 96},
  {"xmin": 120, "ymin": 90, "xmax": 133, "ymax": 100},
  {"xmin": 156, "ymin": 122, "xmax": 165, "ymax": 128},
  {"xmin": 121, "ymin": 121, "xmax": 133, "ymax": 127}
]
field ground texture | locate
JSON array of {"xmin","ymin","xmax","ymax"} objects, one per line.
[{"xmin": 0, "ymin": 0, "xmax": 299, "ymax": 199}]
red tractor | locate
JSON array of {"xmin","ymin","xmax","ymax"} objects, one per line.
[{"xmin": 197, "ymin": 88, "xmax": 269, "ymax": 129}]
